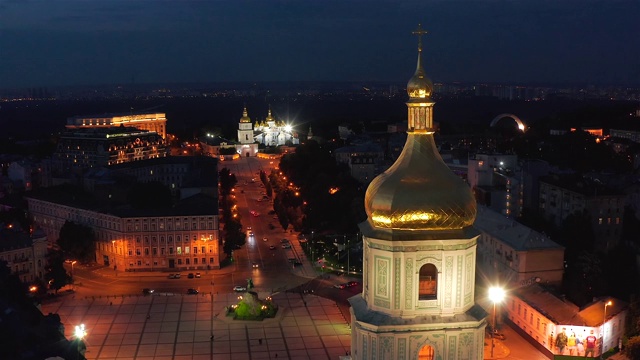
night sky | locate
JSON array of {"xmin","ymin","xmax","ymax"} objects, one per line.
[{"xmin": 0, "ymin": 0, "xmax": 638, "ymax": 89}]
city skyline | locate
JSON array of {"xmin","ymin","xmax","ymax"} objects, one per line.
[{"xmin": 1, "ymin": 0, "xmax": 639, "ymax": 90}]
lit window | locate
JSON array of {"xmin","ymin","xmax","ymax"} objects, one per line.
[{"xmin": 418, "ymin": 264, "xmax": 437, "ymax": 300}]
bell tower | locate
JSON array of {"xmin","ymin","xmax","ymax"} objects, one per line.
[
  {"xmin": 238, "ymin": 106, "xmax": 254, "ymax": 145},
  {"xmin": 349, "ymin": 25, "xmax": 488, "ymax": 360}
]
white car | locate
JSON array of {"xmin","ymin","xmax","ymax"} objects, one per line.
[
  {"xmin": 263, "ymin": 237, "xmax": 268, "ymax": 242},
  {"xmin": 233, "ymin": 285, "xmax": 247, "ymax": 292}
]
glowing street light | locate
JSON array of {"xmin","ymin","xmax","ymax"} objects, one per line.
[
  {"xmin": 488, "ymin": 286, "xmax": 505, "ymax": 358},
  {"xmin": 74, "ymin": 324, "xmax": 86, "ymax": 339},
  {"xmin": 602, "ymin": 300, "xmax": 613, "ymax": 359},
  {"xmin": 74, "ymin": 323, "xmax": 87, "ymax": 358}
]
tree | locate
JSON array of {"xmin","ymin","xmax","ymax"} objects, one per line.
[
  {"xmin": 625, "ymin": 336, "xmax": 640, "ymax": 360},
  {"xmin": 57, "ymin": 221, "xmax": 96, "ymax": 263},
  {"xmin": 44, "ymin": 249, "xmax": 70, "ymax": 293},
  {"xmin": 219, "ymin": 168, "xmax": 237, "ymax": 196}
]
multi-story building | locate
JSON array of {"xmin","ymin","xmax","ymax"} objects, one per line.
[
  {"xmin": 468, "ymin": 153, "xmax": 523, "ymax": 218},
  {"xmin": 26, "ymin": 189, "xmax": 221, "ymax": 271},
  {"xmin": 66, "ymin": 112, "xmax": 167, "ymax": 139},
  {"xmin": 539, "ymin": 174, "xmax": 625, "ymax": 251},
  {"xmin": 7, "ymin": 160, "xmax": 40, "ymax": 191},
  {"xmin": 52, "ymin": 127, "xmax": 167, "ymax": 173},
  {"xmin": 108, "ymin": 156, "xmax": 218, "ymax": 200},
  {"xmin": 334, "ymin": 143, "xmax": 384, "ymax": 184},
  {"xmin": 0, "ymin": 226, "xmax": 48, "ymax": 283},
  {"xmin": 475, "ymin": 206, "xmax": 565, "ymax": 287}
]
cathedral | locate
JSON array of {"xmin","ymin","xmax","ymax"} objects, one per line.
[
  {"xmin": 236, "ymin": 106, "xmax": 299, "ymax": 153},
  {"xmin": 349, "ymin": 25, "xmax": 488, "ymax": 359}
]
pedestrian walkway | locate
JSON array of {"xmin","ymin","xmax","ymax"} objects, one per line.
[
  {"xmin": 42, "ymin": 291, "xmax": 351, "ymax": 360},
  {"xmin": 483, "ymin": 334, "xmax": 510, "ymax": 359}
]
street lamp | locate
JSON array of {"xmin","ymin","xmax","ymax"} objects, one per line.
[
  {"xmin": 489, "ymin": 286, "xmax": 506, "ymax": 358},
  {"xmin": 74, "ymin": 323, "xmax": 86, "ymax": 359},
  {"xmin": 602, "ymin": 300, "xmax": 613, "ymax": 359}
]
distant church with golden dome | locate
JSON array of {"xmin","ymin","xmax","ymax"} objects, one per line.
[{"xmin": 349, "ymin": 25, "xmax": 488, "ymax": 359}]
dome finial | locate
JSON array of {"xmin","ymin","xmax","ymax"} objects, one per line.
[
  {"xmin": 407, "ymin": 24, "xmax": 433, "ymax": 99},
  {"xmin": 412, "ymin": 23, "xmax": 428, "ymax": 54}
]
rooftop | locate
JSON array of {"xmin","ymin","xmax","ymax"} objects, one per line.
[
  {"xmin": 26, "ymin": 185, "xmax": 218, "ymax": 218},
  {"xmin": 474, "ymin": 206, "xmax": 563, "ymax": 251},
  {"xmin": 514, "ymin": 284, "xmax": 626, "ymax": 327},
  {"xmin": 540, "ymin": 174, "xmax": 624, "ymax": 197}
]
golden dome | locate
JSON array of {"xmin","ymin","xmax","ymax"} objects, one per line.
[
  {"xmin": 362, "ymin": 25, "xmax": 476, "ymax": 232},
  {"xmin": 407, "ymin": 57, "xmax": 433, "ymax": 99},
  {"xmin": 240, "ymin": 106, "xmax": 251, "ymax": 123},
  {"xmin": 364, "ymin": 133, "xmax": 476, "ymax": 230},
  {"xmin": 266, "ymin": 107, "xmax": 275, "ymax": 122}
]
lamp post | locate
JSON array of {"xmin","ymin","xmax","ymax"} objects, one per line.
[
  {"xmin": 74, "ymin": 323, "xmax": 86, "ymax": 359},
  {"xmin": 489, "ymin": 286, "xmax": 505, "ymax": 358},
  {"xmin": 602, "ymin": 300, "xmax": 612, "ymax": 359}
]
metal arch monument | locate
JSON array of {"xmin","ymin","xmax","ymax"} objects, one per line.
[{"xmin": 490, "ymin": 113, "xmax": 527, "ymax": 132}]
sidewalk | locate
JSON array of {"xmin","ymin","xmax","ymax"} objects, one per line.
[
  {"xmin": 484, "ymin": 334, "xmax": 510, "ymax": 359},
  {"xmin": 608, "ymin": 352, "xmax": 630, "ymax": 360}
]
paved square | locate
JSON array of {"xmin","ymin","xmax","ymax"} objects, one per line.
[{"xmin": 42, "ymin": 292, "xmax": 351, "ymax": 360}]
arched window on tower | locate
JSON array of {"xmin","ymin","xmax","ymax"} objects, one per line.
[{"xmin": 419, "ymin": 263, "xmax": 437, "ymax": 300}]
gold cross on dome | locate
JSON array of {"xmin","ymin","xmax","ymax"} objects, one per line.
[{"xmin": 412, "ymin": 23, "xmax": 428, "ymax": 52}]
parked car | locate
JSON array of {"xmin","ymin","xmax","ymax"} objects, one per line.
[
  {"xmin": 187, "ymin": 288, "xmax": 198, "ymax": 295},
  {"xmin": 142, "ymin": 288, "xmax": 154, "ymax": 295},
  {"xmin": 492, "ymin": 330, "xmax": 506, "ymax": 340},
  {"xmin": 262, "ymin": 237, "xmax": 268, "ymax": 242},
  {"xmin": 167, "ymin": 273, "xmax": 176, "ymax": 279},
  {"xmin": 281, "ymin": 244, "xmax": 291, "ymax": 249},
  {"xmin": 195, "ymin": 272, "xmax": 201, "ymax": 278},
  {"xmin": 269, "ymin": 245, "xmax": 276, "ymax": 250},
  {"xmin": 174, "ymin": 273, "xmax": 181, "ymax": 279},
  {"xmin": 293, "ymin": 261, "xmax": 303, "ymax": 267},
  {"xmin": 281, "ymin": 239, "xmax": 289, "ymax": 243},
  {"xmin": 188, "ymin": 273, "xmax": 194, "ymax": 279},
  {"xmin": 233, "ymin": 285, "xmax": 247, "ymax": 292}
]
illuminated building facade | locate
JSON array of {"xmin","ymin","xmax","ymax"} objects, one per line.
[
  {"xmin": 66, "ymin": 112, "xmax": 167, "ymax": 139},
  {"xmin": 0, "ymin": 227, "xmax": 48, "ymax": 284},
  {"xmin": 349, "ymin": 26, "xmax": 487, "ymax": 360},
  {"xmin": 474, "ymin": 206, "xmax": 565, "ymax": 287},
  {"xmin": 236, "ymin": 107, "xmax": 259, "ymax": 157},
  {"xmin": 468, "ymin": 153, "xmax": 523, "ymax": 218},
  {"xmin": 507, "ymin": 289, "xmax": 625, "ymax": 358},
  {"xmin": 26, "ymin": 193, "xmax": 221, "ymax": 271},
  {"xmin": 53, "ymin": 127, "xmax": 167, "ymax": 172},
  {"xmin": 253, "ymin": 107, "xmax": 299, "ymax": 147}
]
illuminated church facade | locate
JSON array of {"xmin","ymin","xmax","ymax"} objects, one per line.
[
  {"xmin": 237, "ymin": 106, "xmax": 299, "ymax": 151},
  {"xmin": 349, "ymin": 25, "xmax": 488, "ymax": 359}
]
